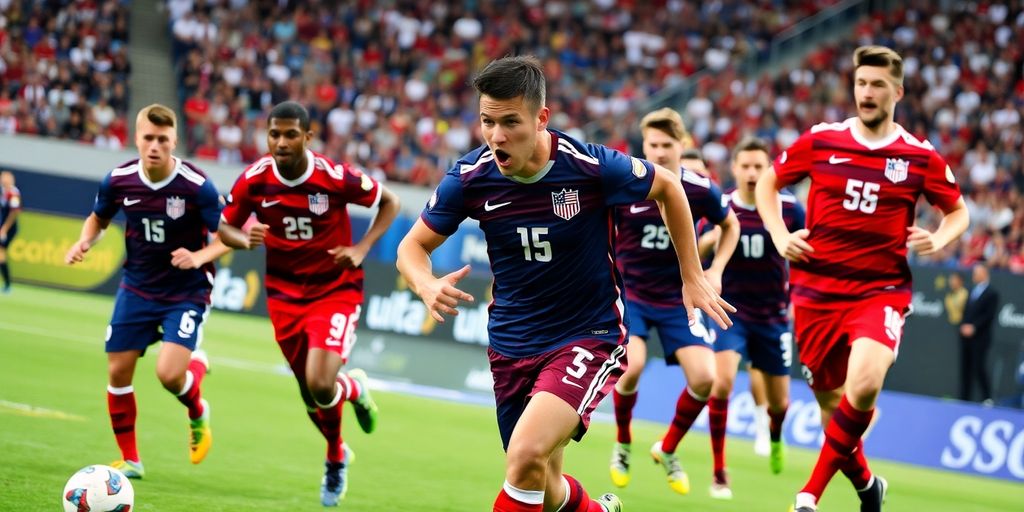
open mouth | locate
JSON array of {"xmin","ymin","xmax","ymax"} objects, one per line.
[{"xmin": 494, "ymin": 149, "xmax": 512, "ymax": 167}]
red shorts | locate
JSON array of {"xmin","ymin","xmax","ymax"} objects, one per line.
[
  {"xmin": 793, "ymin": 293, "xmax": 909, "ymax": 391},
  {"xmin": 489, "ymin": 339, "xmax": 627, "ymax": 451},
  {"xmin": 268, "ymin": 297, "xmax": 361, "ymax": 375}
]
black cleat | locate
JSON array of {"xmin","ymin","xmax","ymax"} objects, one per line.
[{"xmin": 856, "ymin": 475, "xmax": 888, "ymax": 512}]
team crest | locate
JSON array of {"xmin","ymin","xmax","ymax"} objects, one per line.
[
  {"xmin": 630, "ymin": 157, "xmax": 648, "ymax": 179},
  {"xmin": 166, "ymin": 196, "xmax": 185, "ymax": 219},
  {"xmin": 551, "ymin": 188, "xmax": 580, "ymax": 221},
  {"xmin": 308, "ymin": 193, "xmax": 330, "ymax": 216},
  {"xmin": 884, "ymin": 158, "xmax": 909, "ymax": 184}
]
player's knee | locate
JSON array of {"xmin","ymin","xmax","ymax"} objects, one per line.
[
  {"xmin": 846, "ymin": 376, "xmax": 882, "ymax": 409},
  {"xmin": 156, "ymin": 368, "xmax": 185, "ymax": 392},
  {"xmin": 505, "ymin": 442, "xmax": 549, "ymax": 484},
  {"xmin": 711, "ymin": 376, "xmax": 733, "ymax": 399},
  {"xmin": 306, "ymin": 375, "xmax": 337, "ymax": 405},
  {"xmin": 688, "ymin": 372, "xmax": 714, "ymax": 397}
]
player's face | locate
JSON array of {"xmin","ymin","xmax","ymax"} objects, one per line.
[
  {"xmin": 0, "ymin": 172, "xmax": 12, "ymax": 188},
  {"xmin": 731, "ymin": 149, "xmax": 770, "ymax": 193},
  {"xmin": 854, "ymin": 65, "xmax": 904, "ymax": 129},
  {"xmin": 642, "ymin": 128, "xmax": 683, "ymax": 174},
  {"xmin": 479, "ymin": 95, "xmax": 549, "ymax": 176},
  {"xmin": 135, "ymin": 118, "xmax": 177, "ymax": 172},
  {"xmin": 267, "ymin": 118, "xmax": 311, "ymax": 173}
]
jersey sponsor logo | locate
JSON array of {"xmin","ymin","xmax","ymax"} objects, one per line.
[
  {"xmin": 483, "ymin": 200, "xmax": 512, "ymax": 212},
  {"xmin": 828, "ymin": 154, "xmax": 852, "ymax": 165},
  {"xmin": 884, "ymin": 158, "xmax": 909, "ymax": 184},
  {"xmin": 551, "ymin": 188, "xmax": 580, "ymax": 221},
  {"xmin": 123, "ymin": 198, "xmax": 141, "ymax": 206},
  {"xmin": 166, "ymin": 196, "xmax": 185, "ymax": 220},
  {"xmin": 261, "ymin": 199, "xmax": 281, "ymax": 207},
  {"xmin": 308, "ymin": 193, "xmax": 329, "ymax": 216},
  {"xmin": 630, "ymin": 156, "xmax": 648, "ymax": 178}
]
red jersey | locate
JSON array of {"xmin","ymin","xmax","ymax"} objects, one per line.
[
  {"xmin": 773, "ymin": 118, "xmax": 961, "ymax": 306},
  {"xmin": 222, "ymin": 150, "xmax": 381, "ymax": 303}
]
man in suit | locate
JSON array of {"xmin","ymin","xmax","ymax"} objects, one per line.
[{"xmin": 960, "ymin": 262, "xmax": 999, "ymax": 403}]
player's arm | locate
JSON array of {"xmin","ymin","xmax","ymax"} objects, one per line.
[
  {"xmin": 65, "ymin": 213, "xmax": 112, "ymax": 264},
  {"xmin": 704, "ymin": 210, "xmax": 739, "ymax": 293},
  {"xmin": 218, "ymin": 178, "xmax": 267, "ymax": 250},
  {"xmin": 171, "ymin": 236, "xmax": 232, "ymax": 269},
  {"xmin": 756, "ymin": 167, "xmax": 813, "ymax": 262},
  {"xmin": 648, "ymin": 164, "xmax": 734, "ymax": 328},
  {"xmin": 697, "ymin": 226, "xmax": 720, "ymax": 261},
  {"xmin": 217, "ymin": 220, "xmax": 267, "ymax": 250},
  {"xmin": 907, "ymin": 197, "xmax": 969, "ymax": 256},
  {"xmin": 330, "ymin": 185, "xmax": 400, "ymax": 268},
  {"xmin": 396, "ymin": 219, "xmax": 474, "ymax": 323},
  {"xmin": 0, "ymin": 196, "xmax": 18, "ymax": 241}
]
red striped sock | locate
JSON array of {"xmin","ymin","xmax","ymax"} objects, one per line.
[
  {"xmin": 337, "ymin": 372, "xmax": 362, "ymax": 402},
  {"xmin": 661, "ymin": 387, "xmax": 708, "ymax": 453},
  {"xmin": 493, "ymin": 482, "xmax": 543, "ymax": 512},
  {"xmin": 317, "ymin": 403, "xmax": 345, "ymax": 463},
  {"xmin": 107, "ymin": 386, "xmax": 139, "ymax": 462},
  {"xmin": 708, "ymin": 397, "xmax": 728, "ymax": 473},
  {"xmin": 175, "ymin": 359, "xmax": 207, "ymax": 420},
  {"xmin": 840, "ymin": 440, "xmax": 873, "ymax": 489},
  {"xmin": 800, "ymin": 395, "xmax": 873, "ymax": 500},
  {"xmin": 561, "ymin": 474, "xmax": 606, "ymax": 511},
  {"xmin": 612, "ymin": 389, "xmax": 638, "ymax": 444},
  {"xmin": 769, "ymin": 404, "xmax": 788, "ymax": 442}
]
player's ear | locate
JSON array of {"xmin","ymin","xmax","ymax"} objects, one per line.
[{"xmin": 536, "ymin": 106, "xmax": 550, "ymax": 132}]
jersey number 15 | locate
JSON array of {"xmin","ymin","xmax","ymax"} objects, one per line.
[{"xmin": 516, "ymin": 227, "xmax": 551, "ymax": 262}]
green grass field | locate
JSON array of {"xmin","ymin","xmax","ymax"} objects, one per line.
[{"xmin": 1, "ymin": 285, "xmax": 1020, "ymax": 511}]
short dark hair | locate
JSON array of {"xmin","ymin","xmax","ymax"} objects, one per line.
[
  {"xmin": 732, "ymin": 136, "xmax": 771, "ymax": 161},
  {"xmin": 472, "ymin": 55, "xmax": 546, "ymax": 112},
  {"xmin": 853, "ymin": 45, "xmax": 904, "ymax": 87},
  {"xmin": 680, "ymin": 148, "xmax": 704, "ymax": 162},
  {"xmin": 268, "ymin": 101, "xmax": 311, "ymax": 131}
]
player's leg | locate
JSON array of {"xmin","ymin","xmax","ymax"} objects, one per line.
[
  {"xmin": 609, "ymin": 333, "xmax": 646, "ymax": 487},
  {"xmin": 749, "ymin": 324, "xmax": 794, "ymax": 475},
  {"xmin": 707, "ymin": 319, "xmax": 746, "ymax": 499},
  {"xmin": 157, "ymin": 303, "xmax": 212, "ymax": 464},
  {"xmin": 749, "ymin": 366, "xmax": 771, "ymax": 456},
  {"xmin": 0, "ymin": 243, "xmax": 11, "ymax": 292},
  {"xmin": 546, "ymin": 445, "xmax": 621, "ymax": 512}
]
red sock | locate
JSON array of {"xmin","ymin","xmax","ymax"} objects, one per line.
[
  {"xmin": 562, "ymin": 474, "xmax": 607, "ymax": 512},
  {"xmin": 107, "ymin": 386, "xmax": 139, "ymax": 462},
  {"xmin": 661, "ymin": 387, "xmax": 707, "ymax": 453},
  {"xmin": 337, "ymin": 372, "xmax": 362, "ymax": 402},
  {"xmin": 801, "ymin": 395, "xmax": 873, "ymax": 500},
  {"xmin": 612, "ymin": 389, "xmax": 638, "ymax": 444},
  {"xmin": 493, "ymin": 482, "xmax": 543, "ymax": 512},
  {"xmin": 768, "ymin": 404, "xmax": 788, "ymax": 442},
  {"xmin": 317, "ymin": 403, "xmax": 345, "ymax": 462},
  {"xmin": 175, "ymin": 359, "xmax": 207, "ymax": 419},
  {"xmin": 840, "ymin": 440, "xmax": 873, "ymax": 489},
  {"xmin": 708, "ymin": 397, "xmax": 728, "ymax": 473}
]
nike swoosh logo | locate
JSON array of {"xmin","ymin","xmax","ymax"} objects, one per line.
[
  {"xmin": 123, "ymin": 198, "xmax": 141, "ymax": 206},
  {"xmin": 630, "ymin": 205, "xmax": 651, "ymax": 214},
  {"xmin": 560, "ymin": 376, "xmax": 584, "ymax": 390},
  {"xmin": 261, "ymin": 199, "xmax": 281, "ymax": 207},
  {"xmin": 829, "ymin": 154, "xmax": 852, "ymax": 165},
  {"xmin": 483, "ymin": 200, "xmax": 511, "ymax": 212}
]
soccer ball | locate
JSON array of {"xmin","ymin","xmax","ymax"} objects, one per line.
[{"xmin": 62, "ymin": 465, "xmax": 134, "ymax": 512}]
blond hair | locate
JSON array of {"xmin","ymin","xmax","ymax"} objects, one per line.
[
  {"xmin": 640, "ymin": 108, "xmax": 694, "ymax": 149},
  {"xmin": 136, "ymin": 104, "xmax": 177, "ymax": 129},
  {"xmin": 853, "ymin": 45, "xmax": 904, "ymax": 87}
]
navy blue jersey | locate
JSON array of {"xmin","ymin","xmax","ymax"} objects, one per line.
[
  {"xmin": 721, "ymin": 189, "xmax": 805, "ymax": 324},
  {"xmin": 0, "ymin": 185, "xmax": 21, "ymax": 228},
  {"xmin": 93, "ymin": 158, "xmax": 222, "ymax": 303},
  {"xmin": 421, "ymin": 130, "xmax": 655, "ymax": 358},
  {"xmin": 615, "ymin": 169, "xmax": 728, "ymax": 306}
]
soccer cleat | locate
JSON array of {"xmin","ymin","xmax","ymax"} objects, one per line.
[
  {"xmin": 856, "ymin": 475, "xmax": 888, "ymax": 512},
  {"xmin": 770, "ymin": 439, "xmax": 785, "ymax": 474},
  {"xmin": 321, "ymin": 443, "xmax": 354, "ymax": 506},
  {"xmin": 609, "ymin": 442, "xmax": 631, "ymax": 487},
  {"xmin": 189, "ymin": 398, "xmax": 212, "ymax": 464},
  {"xmin": 595, "ymin": 493, "xmax": 624, "ymax": 512},
  {"xmin": 347, "ymin": 369, "xmax": 379, "ymax": 434},
  {"xmin": 789, "ymin": 492, "xmax": 817, "ymax": 512},
  {"xmin": 650, "ymin": 440, "xmax": 690, "ymax": 495},
  {"xmin": 709, "ymin": 470, "xmax": 732, "ymax": 500},
  {"xmin": 110, "ymin": 459, "xmax": 145, "ymax": 479}
]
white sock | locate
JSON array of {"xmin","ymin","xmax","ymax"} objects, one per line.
[{"xmin": 503, "ymin": 480, "xmax": 544, "ymax": 505}]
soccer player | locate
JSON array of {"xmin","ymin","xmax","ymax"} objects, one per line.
[
  {"xmin": 64, "ymin": 104, "xmax": 227, "ymax": 478},
  {"xmin": 756, "ymin": 46, "xmax": 969, "ymax": 512},
  {"xmin": 705, "ymin": 137, "xmax": 805, "ymax": 499},
  {"xmin": 218, "ymin": 101, "xmax": 397, "ymax": 507},
  {"xmin": 607, "ymin": 108, "xmax": 739, "ymax": 495},
  {"xmin": 0, "ymin": 170, "xmax": 21, "ymax": 293},
  {"xmin": 397, "ymin": 55, "xmax": 734, "ymax": 512}
]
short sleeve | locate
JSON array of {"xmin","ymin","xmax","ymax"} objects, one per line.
[
  {"xmin": 8, "ymin": 190, "xmax": 21, "ymax": 210},
  {"xmin": 774, "ymin": 131, "xmax": 815, "ymax": 188},
  {"xmin": 337, "ymin": 162, "xmax": 382, "ymax": 209},
  {"xmin": 197, "ymin": 179, "xmax": 223, "ymax": 232},
  {"xmin": 221, "ymin": 174, "xmax": 254, "ymax": 228},
  {"xmin": 922, "ymin": 151, "xmax": 962, "ymax": 212},
  {"xmin": 92, "ymin": 174, "xmax": 119, "ymax": 219},
  {"xmin": 703, "ymin": 181, "xmax": 729, "ymax": 225},
  {"xmin": 420, "ymin": 172, "xmax": 467, "ymax": 236},
  {"xmin": 594, "ymin": 144, "xmax": 655, "ymax": 206}
]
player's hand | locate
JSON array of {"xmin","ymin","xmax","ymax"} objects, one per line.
[
  {"xmin": 246, "ymin": 223, "xmax": 269, "ymax": 249},
  {"xmin": 906, "ymin": 226, "xmax": 939, "ymax": 255},
  {"xmin": 0, "ymin": 227, "xmax": 7, "ymax": 243},
  {"xmin": 328, "ymin": 245, "xmax": 366, "ymax": 269},
  {"xmin": 65, "ymin": 240, "xmax": 91, "ymax": 265},
  {"xmin": 682, "ymin": 272, "xmax": 735, "ymax": 330},
  {"xmin": 417, "ymin": 265, "xmax": 475, "ymax": 323},
  {"xmin": 772, "ymin": 228, "xmax": 814, "ymax": 263},
  {"xmin": 170, "ymin": 248, "xmax": 201, "ymax": 269},
  {"xmin": 704, "ymin": 268, "xmax": 723, "ymax": 294}
]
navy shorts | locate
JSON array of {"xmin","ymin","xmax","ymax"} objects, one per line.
[
  {"xmin": 626, "ymin": 299, "xmax": 712, "ymax": 365},
  {"xmin": 712, "ymin": 318, "xmax": 792, "ymax": 376},
  {"xmin": 0, "ymin": 225, "xmax": 16, "ymax": 248},
  {"xmin": 105, "ymin": 287, "xmax": 209, "ymax": 354}
]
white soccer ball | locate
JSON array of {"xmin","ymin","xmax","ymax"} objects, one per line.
[{"xmin": 62, "ymin": 465, "xmax": 134, "ymax": 512}]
